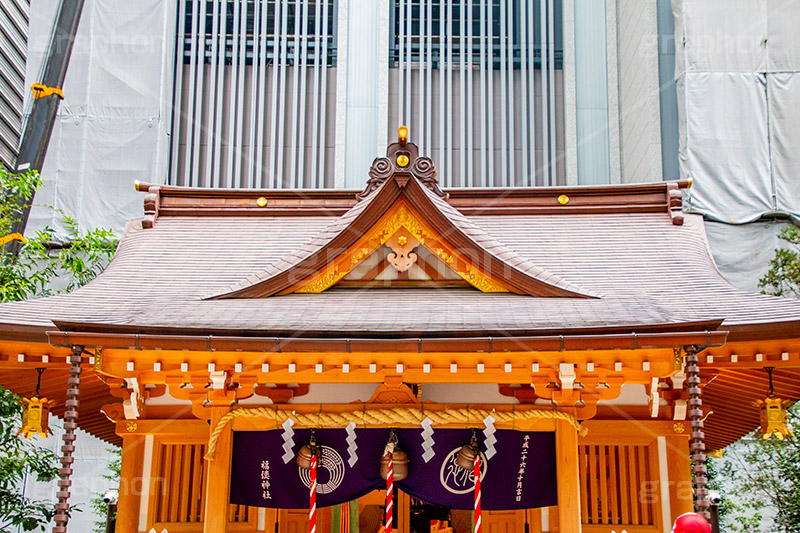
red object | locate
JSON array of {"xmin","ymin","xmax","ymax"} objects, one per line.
[
  {"xmin": 309, "ymin": 455, "xmax": 317, "ymax": 533},
  {"xmin": 385, "ymin": 452, "xmax": 394, "ymax": 533},
  {"xmin": 672, "ymin": 513, "xmax": 711, "ymax": 533},
  {"xmin": 474, "ymin": 454, "xmax": 482, "ymax": 533}
]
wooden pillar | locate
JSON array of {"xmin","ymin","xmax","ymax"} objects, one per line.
[
  {"xmin": 555, "ymin": 420, "xmax": 582, "ymax": 533},
  {"xmin": 665, "ymin": 435, "xmax": 694, "ymax": 522},
  {"xmin": 115, "ymin": 435, "xmax": 146, "ymax": 533},
  {"xmin": 204, "ymin": 407, "xmax": 232, "ymax": 533}
]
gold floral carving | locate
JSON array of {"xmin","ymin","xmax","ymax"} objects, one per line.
[
  {"xmin": 435, "ymin": 248, "xmax": 455, "ymax": 265},
  {"xmin": 351, "ymin": 248, "xmax": 370, "ymax": 265},
  {"xmin": 673, "ymin": 347, "xmax": 683, "ymax": 371},
  {"xmin": 291, "ymin": 204, "xmax": 510, "ymax": 294},
  {"xmin": 295, "ymin": 267, "xmax": 350, "ymax": 293},
  {"xmin": 374, "ymin": 206, "xmax": 429, "ymax": 245},
  {"xmin": 457, "ymin": 265, "xmax": 508, "ymax": 293}
]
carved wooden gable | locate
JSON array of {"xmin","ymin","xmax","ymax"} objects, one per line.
[{"xmin": 213, "ymin": 132, "xmax": 596, "ymax": 299}]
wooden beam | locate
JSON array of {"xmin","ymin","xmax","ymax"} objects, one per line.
[
  {"xmin": 556, "ymin": 419, "xmax": 582, "ymax": 533},
  {"xmin": 115, "ymin": 435, "xmax": 145, "ymax": 533},
  {"xmin": 203, "ymin": 407, "xmax": 232, "ymax": 533}
]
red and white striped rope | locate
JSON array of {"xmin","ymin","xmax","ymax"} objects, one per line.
[
  {"xmin": 385, "ymin": 452, "xmax": 394, "ymax": 533},
  {"xmin": 474, "ymin": 454, "xmax": 482, "ymax": 533},
  {"xmin": 309, "ymin": 455, "xmax": 317, "ymax": 533}
]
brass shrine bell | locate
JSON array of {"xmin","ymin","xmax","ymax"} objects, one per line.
[
  {"xmin": 456, "ymin": 430, "xmax": 480, "ymax": 471},
  {"xmin": 456, "ymin": 442, "xmax": 479, "ymax": 471},
  {"xmin": 296, "ymin": 443, "xmax": 322, "ymax": 471},
  {"xmin": 380, "ymin": 447, "xmax": 409, "ymax": 481}
]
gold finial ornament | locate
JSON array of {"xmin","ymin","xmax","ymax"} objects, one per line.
[
  {"xmin": 256, "ymin": 197, "xmax": 268, "ymax": 207},
  {"xmin": 17, "ymin": 397, "xmax": 55, "ymax": 439},
  {"xmin": 558, "ymin": 194, "xmax": 570, "ymax": 205},
  {"xmin": 398, "ymin": 125, "xmax": 408, "ymax": 145},
  {"xmin": 397, "ymin": 154, "xmax": 410, "ymax": 167}
]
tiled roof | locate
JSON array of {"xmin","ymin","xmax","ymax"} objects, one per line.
[{"xmin": 1, "ymin": 206, "xmax": 799, "ymax": 336}]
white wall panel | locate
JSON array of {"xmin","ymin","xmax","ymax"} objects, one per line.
[
  {"xmin": 574, "ymin": 0, "xmax": 610, "ymax": 185},
  {"xmin": 617, "ymin": 0, "xmax": 662, "ymax": 183}
]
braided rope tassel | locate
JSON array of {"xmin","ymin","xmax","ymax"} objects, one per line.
[
  {"xmin": 474, "ymin": 454, "xmax": 482, "ymax": 533},
  {"xmin": 385, "ymin": 451, "xmax": 394, "ymax": 533},
  {"xmin": 309, "ymin": 455, "xmax": 317, "ymax": 533}
]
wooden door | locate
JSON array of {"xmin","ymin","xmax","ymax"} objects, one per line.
[
  {"xmin": 482, "ymin": 510, "xmax": 524, "ymax": 533},
  {"xmin": 278, "ymin": 507, "xmax": 332, "ymax": 533}
]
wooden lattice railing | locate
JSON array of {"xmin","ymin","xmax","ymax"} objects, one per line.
[
  {"xmin": 579, "ymin": 444, "xmax": 658, "ymax": 530},
  {"xmin": 152, "ymin": 441, "xmax": 252, "ymax": 529}
]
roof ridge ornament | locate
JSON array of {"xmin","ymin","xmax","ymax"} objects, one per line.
[{"xmin": 357, "ymin": 126, "xmax": 447, "ymax": 201}]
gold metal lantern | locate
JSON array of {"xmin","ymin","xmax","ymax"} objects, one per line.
[
  {"xmin": 758, "ymin": 396, "xmax": 794, "ymax": 440},
  {"xmin": 17, "ymin": 369, "xmax": 54, "ymax": 439},
  {"xmin": 17, "ymin": 396, "xmax": 55, "ymax": 439},
  {"xmin": 757, "ymin": 367, "xmax": 795, "ymax": 440}
]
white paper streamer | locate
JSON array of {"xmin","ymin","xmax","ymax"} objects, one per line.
[
  {"xmin": 421, "ymin": 417, "xmax": 435, "ymax": 463},
  {"xmin": 483, "ymin": 415, "xmax": 497, "ymax": 460},
  {"xmin": 281, "ymin": 418, "xmax": 296, "ymax": 464},
  {"xmin": 345, "ymin": 421, "xmax": 359, "ymax": 467}
]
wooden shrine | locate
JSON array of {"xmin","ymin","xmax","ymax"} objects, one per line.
[{"xmin": 1, "ymin": 132, "xmax": 800, "ymax": 533}]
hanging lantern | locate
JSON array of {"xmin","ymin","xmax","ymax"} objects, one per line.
[
  {"xmin": 456, "ymin": 430, "xmax": 479, "ymax": 471},
  {"xmin": 17, "ymin": 369, "xmax": 55, "ymax": 439},
  {"xmin": 758, "ymin": 367, "xmax": 795, "ymax": 440},
  {"xmin": 17, "ymin": 396, "xmax": 55, "ymax": 439},
  {"xmin": 758, "ymin": 397, "xmax": 794, "ymax": 439},
  {"xmin": 380, "ymin": 430, "xmax": 409, "ymax": 481},
  {"xmin": 297, "ymin": 429, "xmax": 322, "ymax": 470}
]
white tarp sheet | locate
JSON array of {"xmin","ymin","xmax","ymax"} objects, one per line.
[
  {"xmin": 769, "ymin": 72, "xmax": 800, "ymax": 215},
  {"xmin": 704, "ymin": 219, "xmax": 795, "ymax": 293},
  {"xmin": 678, "ymin": 72, "xmax": 772, "ymax": 222},
  {"xmin": 23, "ymin": 0, "xmax": 174, "ymax": 238},
  {"xmin": 674, "ymin": 0, "xmax": 800, "ymax": 223}
]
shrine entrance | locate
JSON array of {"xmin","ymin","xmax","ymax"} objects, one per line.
[{"xmin": 276, "ymin": 490, "xmax": 531, "ymax": 533}]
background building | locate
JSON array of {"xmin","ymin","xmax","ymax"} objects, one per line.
[
  {"xmin": 22, "ymin": 0, "xmax": 799, "ymax": 292},
  {"xmin": 0, "ymin": 0, "xmax": 28, "ymax": 169},
  {"xmin": 12, "ymin": 1, "xmax": 800, "ymax": 530}
]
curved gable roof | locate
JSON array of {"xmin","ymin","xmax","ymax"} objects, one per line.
[{"xmin": 213, "ymin": 140, "xmax": 596, "ymax": 299}]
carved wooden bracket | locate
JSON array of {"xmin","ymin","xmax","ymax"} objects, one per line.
[
  {"xmin": 365, "ymin": 376, "xmax": 420, "ymax": 404},
  {"xmin": 386, "ymin": 229, "xmax": 419, "ymax": 272},
  {"xmin": 100, "ymin": 402, "xmax": 125, "ymax": 423},
  {"xmin": 357, "ymin": 137, "xmax": 446, "ymax": 201},
  {"xmin": 253, "ymin": 384, "xmax": 310, "ymax": 403}
]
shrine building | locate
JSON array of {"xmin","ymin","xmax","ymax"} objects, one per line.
[{"xmin": 1, "ymin": 134, "xmax": 800, "ymax": 533}]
